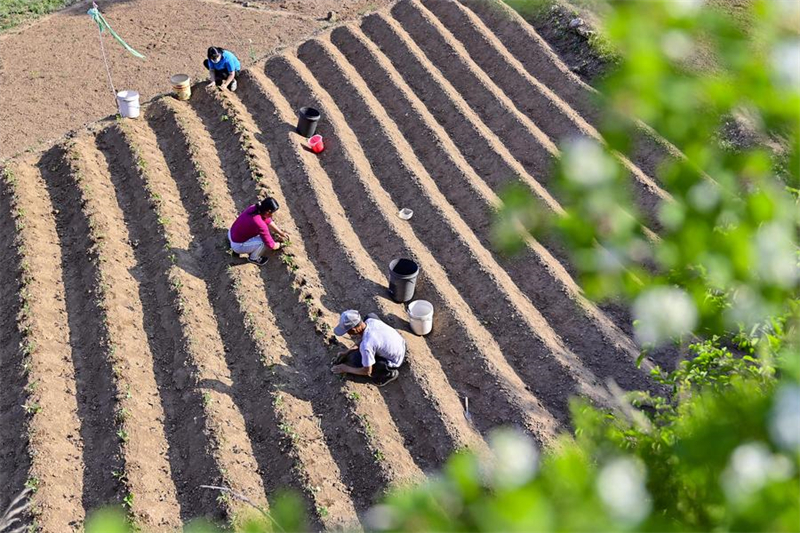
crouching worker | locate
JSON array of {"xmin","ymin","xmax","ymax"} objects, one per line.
[
  {"xmin": 204, "ymin": 46, "xmax": 241, "ymax": 91},
  {"xmin": 228, "ymin": 197, "xmax": 289, "ymax": 266},
  {"xmin": 331, "ymin": 310, "xmax": 406, "ymax": 387}
]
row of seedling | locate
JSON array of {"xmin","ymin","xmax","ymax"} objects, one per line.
[
  {"xmin": 114, "ymin": 120, "xmax": 237, "ymax": 518},
  {"xmin": 150, "ymin": 106, "xmax": 334, "ymax": 526},
  {"xmin": 64, "ymin": 142, "xmax": 135, "ymax": 517},
  {"xmin": 205, "ymin": 94, "xmax": 350, "ymax": 526},
  {"xmin": 1, "ymin": 166, "xmax": 41, "ymax": 527},
  {"xmin": 214, "ymin": 92, "xmax": 337, "ymax": 345},
  {"xmin": 214, "ymin": 88, "xmax": 394, "ymax": 487}
]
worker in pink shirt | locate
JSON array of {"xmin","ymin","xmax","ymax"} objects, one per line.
[{"xmin": 228, "ymin": 197, "xmax": 289, "ymax": 266}]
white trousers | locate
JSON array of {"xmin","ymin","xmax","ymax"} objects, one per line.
[{"xmin": 228, "ymin": 230, "xmax": 266, "ymax": 260}]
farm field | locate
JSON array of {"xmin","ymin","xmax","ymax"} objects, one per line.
[{"xmin": 1, "ymin": 0, "xmax": 683, "ymax": 530}]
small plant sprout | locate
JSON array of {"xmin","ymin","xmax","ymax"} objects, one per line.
[
  {"xmin": 122, "ymin": 492, "xmax": 134, "ymax": 509},
  {"xmin": 23, "ymin": 401, "xmax": 41, "ymax": 415},
  {"xmin": 24, "ymin": 477, "xmax": 40, "ymax": 493}
]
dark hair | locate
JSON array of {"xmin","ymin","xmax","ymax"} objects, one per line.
[
  {"xmin": 257, "ymin": 197, "xmax": 279, "ymax": 214},
  {"xmin": 207, "ymin": 46, "xmax": 224, "ymax": 60}
]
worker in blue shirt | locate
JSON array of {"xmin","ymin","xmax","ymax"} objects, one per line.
[{"xmin": 204, "ymin": 46, "xmax": 241, "ymax": 92}]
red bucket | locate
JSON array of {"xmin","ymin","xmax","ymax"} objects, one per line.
[{"xmin": 309, "ymin": 134, "xmax": 324, "ymax": 154}]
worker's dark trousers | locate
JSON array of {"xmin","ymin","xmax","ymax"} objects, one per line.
[
  {"xmin": 203, "ymin": 60, "xmax": 237, "ymax": 85},
  {"xmin": 344, "ymin": 351, "xmax": 397, "ymax": 383}
]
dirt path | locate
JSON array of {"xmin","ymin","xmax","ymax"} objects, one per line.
[{"xmin": 0, "ymin": 0, "xmax": 393, "ymax": 159}]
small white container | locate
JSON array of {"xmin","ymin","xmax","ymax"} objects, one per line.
[
  {"xmin": 407, "ymin": 299, "xmax": 433, "ymax": 336},
  {"xmin": 116, "ymin": 90, "xmax": 140, "ymax": 118},
  {"xmin": 398, "ymin": 208, "xmax": 413, "ymax": 220}
]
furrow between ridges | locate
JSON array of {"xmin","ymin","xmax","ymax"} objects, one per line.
[
  {"xmin": 123, "ymin": 109, "xmax": 274, "ymax": 524},
  {"xmin": 457, "ymin": 0, "xmax": 599, "ymax": 119},
  {"xmin": 2, "ymin": 157, "xmax": 85, "ymax": 532},
  {"xmin": 419, "ymin": 0, "xmax": 672, "ymax": 214},
  {"xmin": 152, "ymin": 95, "xmax": 361, "ymax": 530},
  {"xmin": 190, "ymin": 84, "xmax": 421, "ymax": 514},
  {"xmin": 386, "ymin": 2, "xmax": 557, "ymax": 181},
  {"xmin": 0, "ymin": 163, "xmax": 31, "ymax": 524},
  {"xmin": 358, "ymin": 12, "xmax": 564, "ymax": 217},
  {"xmin": 236, "ymin": 68, "xmax": 490, "ymax": 466},
  {"xmin": 357, "ymin": 11, "xmax": 657, "ymax": 337},
  {"xmin": 0, "ymin": 167, "xmax": 32, "ymax": 527},
  {"xmin": 67, "ymin": 134, "xmax": 187, "ymax": 530},
  {"xmin": 326, "ymin": 29, "xmax": 652, "ymax": 386},
  {"xmin": 294, "ymin": 41, "xmax": 613, "ymax": 414},
  {"xmin": 39, "ymin": 143, "xmax": 126, "ymax": 515},
  {"xmin": 456, "ymin": 0, "xmax": 684, "ymax": 182},
  {"xmin": 393, "ymin": 0, "xmax": 670, "ymax": 227},
  {"xmin": 260, "ymin": 54, "xmax": 561, "ymax": 444},
  {"xmin": 95, "ymin": 123, "xmax": 227, "ymax": 524}
]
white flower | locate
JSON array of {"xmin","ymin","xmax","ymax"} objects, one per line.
[
  {"xmin": 662, "ymin": 30, "xmax": 694, "ymax": 62},
  {"xmin": 755, "ymin": 221, "xmax": 799, "ymax": 288},
  {"xmin": 633, "ymin": 287, "xmax": 698, "ymax": 345},
  {"xmin": 775, "ymin": 0, "xmax": 800, "ymax": 21},
  {"xmin": 666, "ymin": 0, "xmax": 705, "ymax": 16},
  {"xmin": 365, "ymin": 504, "xmax": 397, "ymax": 531},
  {"xmin": 562, "ymin": 137, "xmax": 617, "ymax": 187},
  {"xmin": 724, "ymin": 285, "xmax": 770, "ymax": 328},
  {"xmin": 721, "ymin": 442, "xmax": 795, "ymax": 502},
  {"xmin": 688, "ymin": 180, "xmax": 720, "ymax": 212},
  {"xmin": 484, "ymin": 427, "xmax": 539, "ymax": 489},
  {"xmin": 770, "ymin": 386, "xmax": 800, "ymax": 452},
  {"xmin": 597, "ymin": 457, "xmax": 652, "ymax": 525},
  {"xmin": 772, "ymin": 40, "xmax": 800, "ymax": 89}
]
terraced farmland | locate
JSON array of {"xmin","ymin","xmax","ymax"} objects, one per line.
[{"xmin": 0, "ymin": 0, "xmax": 678, "ymax": 530}]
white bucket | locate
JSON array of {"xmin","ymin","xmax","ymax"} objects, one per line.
[
  {"xmin": 116, "ymin": 90, "xmax": 140, "ymax": 118},
  {"xmin": 407, "ymin": 300, "xmax": 434, "ymax": 336}
]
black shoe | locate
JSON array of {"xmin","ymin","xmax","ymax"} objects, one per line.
[
  {"xmin": 376, "ymin": 369, "xmax": 399, "ymax": 387},
  {"xmin": 248, "ymin": 255, "xmax": 269, "ymax": 266}
]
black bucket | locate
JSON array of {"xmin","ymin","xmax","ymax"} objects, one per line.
[
  {"xmin": 388, "ymin": 258, "xmax": 419, "ymax": 303},
  {"xmin": 296, "ymin": 106, "xmax": 321, "ymax": 138}
]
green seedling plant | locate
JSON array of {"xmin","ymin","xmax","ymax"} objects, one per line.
[
  {"xmin": 24, "ymin": 476, "xmax": 39, "ymax": 493},
  {"xmin": 23, "ymin": 401, "xmax": 41, "ymax": 415},
  {"xmin": 122, "ymin": 492, "xmax": 134, "ymax": 510}
]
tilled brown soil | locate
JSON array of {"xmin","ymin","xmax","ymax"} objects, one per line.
[
  {"xmin": 0, "ymin": 0, "xmax": 393, "ymax": 159},
  {"xmin": 0, "ymin": 0, "xmax": 679, "ymax": 530}
]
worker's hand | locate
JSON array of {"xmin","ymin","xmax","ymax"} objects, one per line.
[
  {"xmin": 331, "ymin": 364, "xmax": 346, "ymax": 375},
  {"xmin": 272, "ymin": 242, "xmax": 282, "ymax": 251}
]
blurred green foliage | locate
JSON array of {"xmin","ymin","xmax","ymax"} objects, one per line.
[
  {"xmin": 498, "ymin": 0, "xmax": 799, "ymax": 349},
  {"xmin": 372, "ymin": 333, "xmax": 799, "ymax": 532}
]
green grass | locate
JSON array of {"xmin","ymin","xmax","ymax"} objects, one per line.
[{"xmin": 0, "ymin": 0, "xmax": 82, "ymax": 32}]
